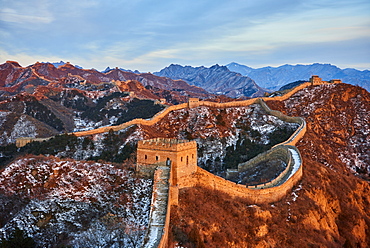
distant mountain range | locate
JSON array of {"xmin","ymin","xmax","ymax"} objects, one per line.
[
  {"xmin": 46, "ymin": 61, "xmax": 141, "ymax": 74},
  {"xmin": 45, "ymin": 61, "xmax": 83, "ymax": 69},
  {"xmin": 33, "ymin": 61, "xmax": 370, "ymax": 94},
  {"xmin": 154, "ymin": 64, "xmax": 266, "ymax": 98},
  {"xmin": 102, "ymin": 66, "xmax": 141, "ymax": 74},
  {"xmin": 226, "ymin": 62, "xmax": 370, "ymax": 92},
  {"xmin": 0, "ymin": 61, "xmax": 208, "ymax": 99}
]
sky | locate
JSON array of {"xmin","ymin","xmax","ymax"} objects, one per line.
[{"xmin": 0, "ymin": 0, "xmax": 369, "ymax": 72}]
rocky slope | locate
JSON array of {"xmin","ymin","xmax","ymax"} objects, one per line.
[
  {"xmin": 227, "ymin": 62, "xmax": 370, "ymax": 91},
  {"xmin": 0, "ymin": 61, "xmax": 210, "ymax": 99},
  {"xmin": 167, "ymin": 83, "xmax": 370, "ymax": 247},
  {"xmin": 0, "ymin": 60, "xmax": 226, "ymax": 146},
  {"xmin": 0, "ymin": 90, "xmax": 165, "ymax": 146},
  {"xmin": 0, "ymin": 155, "xmax": 152, "ymax": 247},
  {"xmin": 138, "ymin": 103, "xmax": 299, "ymax": 175},
  {"xmin": 154, "ymin": 64, "xmax": 266, "ymax": 98},
  {"xmin": 279, "ymin": 83, "xmax": 370, "ymax": 180}
]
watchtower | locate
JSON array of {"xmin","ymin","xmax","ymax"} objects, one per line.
[
  {"xmin": 329, "ymin": 79, "xmax": 342, "ymax": 84},
  {"xmin": 137, "ymin": 138, "xmax": 197, "ymax": 185},
  {"xmin": 188, "ymin": 98, "xmax": 199, "ymax": 108},
  {"xmin": 310, "ymin": 75, "xmax": 322, "ymax": 85}
]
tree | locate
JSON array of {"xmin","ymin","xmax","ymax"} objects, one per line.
[{"xmin": 0, "ymin": 227, "xmax": 36, "ymax": 248}]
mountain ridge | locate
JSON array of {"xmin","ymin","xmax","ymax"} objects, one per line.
[
  {"xmin": 154, "ymin": 64, "xmax": 267, "ymax": 98},
  {"xmin": 0, "ymin": 76, "xmax": 369, "ymax": 247},
  {"xmin": 227, "ymin": 62, "xmax": 370, "ymax": 91},
  {"xmin": 0, "ymin": 61, "xmax": 211, "ymax": 99}
]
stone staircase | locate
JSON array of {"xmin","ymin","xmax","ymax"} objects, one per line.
[{"xmin": 143, "ymin": 164, "xmax": 170, "ymax": 248}]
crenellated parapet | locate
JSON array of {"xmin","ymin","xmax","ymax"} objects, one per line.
[
  {"xmin": 310, "ymin": 75, "xmax": 342, "ymax": 85},
  {"xmin": 138, "ymin": 138, "xmax": 196, "ymax": 152}
]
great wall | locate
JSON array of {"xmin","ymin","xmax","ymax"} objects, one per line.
[{"xmin": 15, "ymin": 76, "xmax": 341, "ymax": 247}]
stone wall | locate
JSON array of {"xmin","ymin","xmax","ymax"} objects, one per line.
[
  {"xmin": 14, "ymin": 79, "xmax": 338, "ymax": 248},
  {"xmin": 142, "ymin": 162, "xmax": 177, "ymax": 248},
  {"xmin": 137, "ymin": 81, "xmax": 316, "ymax": 247},
  {"xmin": 71, "ymin": 77, "xmax": 332, "ymax": 137},
  {"xmin": 232, "ymin": 145, "xmax": 292, "ymax": 188},
  {"xmin": 16, "ymin": 137, "xmax": 52, "ymax": 148},
  {"xmin": 237, "ymin": 146, "xmax": 289, "ymax": 173},
  {"xmin": 179, "ymin": 162, "xmax": 303, "ymax": 205},
  {"xmin": 256, "ymin": 98, "xmax": 307, "ymax": 147},
  {"xmin": 177, "ymin": 142, "xmax": 304, "ymax": 205},
  {"xmin": 244, "ymin": 146, "xmax": 299, "ymax": 189},
  {"xmin": 72, "ymin": 103, "xmax": 188, "ymax": 137}
]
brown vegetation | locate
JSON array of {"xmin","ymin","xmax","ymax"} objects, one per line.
[{"xmin": 168, "ymin": 83, "xmax": 370, "ymax": 247}]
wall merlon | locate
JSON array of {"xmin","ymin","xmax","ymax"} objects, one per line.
[{"xmin": 138, "ymin": 138, "xmax": 197, "ymax": 152}]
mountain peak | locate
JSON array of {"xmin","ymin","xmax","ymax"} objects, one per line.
[
  {"xmin": 59, "ymin": 62, "xmax": 76, "ymax": 69},
  {"xmin": 154, "ymin": 63, "xmax": 265, "ymax": 98},
  {"xmin": 5, "ymin": 60, "xmax": 22, "ymax": 68},
  {"xmin": 102, "ymin": 66, "xmax": 113, "ymax": 73},
  {"xmin": 210, "ymin": 64, "xmax": 224, "ymax": 69}
]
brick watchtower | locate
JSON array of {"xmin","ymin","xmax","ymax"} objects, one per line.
[
  {"xmin": 310, "ymin": 75, "xmax": 322, "ymax": 85},
  {"xmin": 137, "ymin": 138, "xmax": 197, "ymax": 185}
]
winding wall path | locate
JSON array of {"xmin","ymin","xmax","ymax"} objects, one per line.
[{"xmin": 70, "ymin": 81, "xmax": 320, "ymax": 137}]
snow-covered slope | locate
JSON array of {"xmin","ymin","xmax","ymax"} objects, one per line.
[{"xmin": 0, "ymin": 156, "xmax": 152, "ymax": 247}]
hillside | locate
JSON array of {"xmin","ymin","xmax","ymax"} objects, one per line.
[
  {"xmin": 227, "ymin": 62, "xmax": 370, "ymax": 92},
  {"xmin": 0, "ymin": 60, "xmax": 228, "ymax": 146},
  {"xmin": 138, "ymin": 103, "xmax": 299, "ymax": 176},
  {"xmin": 0, "ymin": 61, "xmax": 211, "ymax": 99},
  {"xmin": 167, "ymin": 83, "xmax": 370, "ymax": 247},
  {"xmin": 0, "ymin": 155, "xmax": 152, "ymax": 247},
  {"xmin": 154, "ymin": 64, "xmax": 266, "ymax": 98},
  {"xmin": 0, "ymin": 90, "xmax": 165, "ymax": 146},
  {"xmin": 1, "ymin": 67, "xmax": 369, "ymax": 247}
]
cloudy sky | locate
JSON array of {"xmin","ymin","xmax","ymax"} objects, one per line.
[{"xmin": 0, "ymin": 0, "xmax": 369, "ymax": 71}]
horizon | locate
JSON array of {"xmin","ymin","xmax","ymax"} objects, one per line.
[
  {"xmin": 3, "ymin": 60, "xmax": 369, "ymax": 73},
  {"xmin": 1, "ymin": 0, "xmax": 369, "ymax": 72}
]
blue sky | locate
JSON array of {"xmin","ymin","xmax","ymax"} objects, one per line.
[{"xmin": 0, "ymin": 0, "xmax": 369, "ymax": 71}]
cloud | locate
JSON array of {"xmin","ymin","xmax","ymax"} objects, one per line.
[
  {"xmin": 0, "ymin": 49, "xmax": 67, "ymax": 67},
  {"xmin": 0, "ymin": 8, "xmax": 53, "ymax": 24},
  {"xmin": 0, "ymin": 0, "xmax": 54, "ymax": 24},
  {"xmin": 228, "ymin": 37, "xmax": 370, "ymax": 70},
  {"xmin": 0, "ymin": 0, "xmax": 369, "ymax": 71}
]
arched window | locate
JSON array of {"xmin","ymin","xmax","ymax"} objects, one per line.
[
  {"xmin": 186, "ymin": 156, "xmax": 189, "ymax": 165},
  {"xmin": 156, "ymin": 156, "xmax": 159, "ymax": 161},
  {"xmin": 181, "ymin": 157, "xmax": 183, "ymax": 162},
  {"xmin": 145, "ymin": 155, "xmax": 147, "ymax": 160}
]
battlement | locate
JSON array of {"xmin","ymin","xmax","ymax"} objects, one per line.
[
  {"xmin": 310, "ymin": 75, "xmax": 342, "ymax": 85},
  {"xmin": 188, "ymin": 98, "xmax": 199, "ymax": 108},
  {"xmin": 329, "ymin": 79, "xmax": 342, "ymax": 84},
  {"xmin": 138, "ymin": 138, "xmax": 196, "ymax": 152},
  {"xmin": 310, "ymin": 75, "xmax": 322, "ymax": 84}
]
